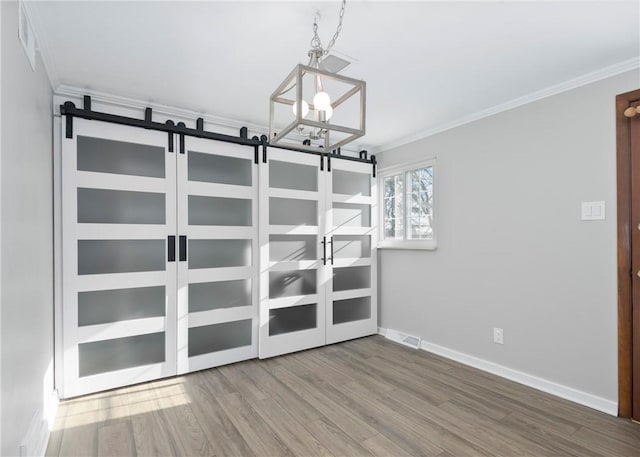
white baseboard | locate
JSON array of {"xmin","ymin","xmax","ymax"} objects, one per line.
[
  {"xmin": 20, "ymin": 391, "xmax": 59, "ymax": 457},
  {"xmin": 380, "ymin": 328, "xmax": 617, "ymax": 416}
]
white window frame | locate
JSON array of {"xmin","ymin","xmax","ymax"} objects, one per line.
[{"xmin": 378, "ymin": 159, "xmax": 437, "ymax": 250}]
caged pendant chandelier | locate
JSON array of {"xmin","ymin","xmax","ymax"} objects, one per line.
[{"xmin": 269, "ymin": 0, "xmax": 366, "ymax": 152}]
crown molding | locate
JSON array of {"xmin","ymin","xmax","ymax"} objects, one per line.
[{"xmin": 374, "ymin": 56, "xmax": 640, "ymax": 155}]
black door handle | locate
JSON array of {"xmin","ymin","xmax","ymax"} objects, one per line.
[
  {"xmin": 321, "ymin": 236, "xmax": 326, "ymax": 265},
  {"xmin": 168, "ymin": 236, "xmax": 176, "ymax": 262},
  {"xmin": 329, "ymin": 236, "xmax": 334, "ymax": 265},
  {"xmin": 179, "ymin": 236, "xmax": 187, "ymax": 262}
]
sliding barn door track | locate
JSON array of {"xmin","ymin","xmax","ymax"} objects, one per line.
[{"xmin": 61, "ymin": 95, "xmax": 377, "ymax": 176}]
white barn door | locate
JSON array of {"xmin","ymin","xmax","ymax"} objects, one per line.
[
  {"xmin": 176, "ymin": 137, "xmax": 258, "ymax": 373},
  {"xmin": 61, "ymin": 118, "xmax": 177, "ymax": 397}
]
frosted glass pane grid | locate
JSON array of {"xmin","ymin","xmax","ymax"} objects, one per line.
[
  {"xmin": 188, "ymin": 151, "xmax": 252, "ymax": 186},
  {"xmin": 188, "ymin": 280, "xmax": 251, "ymax": 313},
  {"xmin": 269, "ymin": 235, "xmax": 317, "ymax": 261},
  {"xmin": 269, "ymin": 160, "xmax": 317, "ymax": 191},
  {"xmin": 333, "ymin": 170, "xmax": 370, "ymax": 196},
  {"xmin": 188, "ymin": 239, "xmax": 251, "ymax": 269},
  {"xmin": 78, "ymin": 286, "xmax": 165, "ymax": 326},
  {"xmin": 78, "ymin": 332, "xmax": 165, "ymax": 377},
  {"xmin": 188, "ymin": 319, "xmax": 252, "ymax": 357},
  {"xmin": 269, "ymin": 269, "xmax": 316, "ymax": 298},
  {"xmin": 269, "ymin": 304, "xmax": 317, "ymax": 336},
  {"xmin": 77, "ymin": 136, "xmax": 165, "ymax": 178},
  {"xmin": 188, "ymin": 195, "xmax": 251, "ymax": 226},
  {"xmin": 78, "ymin": 188, "xmax": 165, "ymax": 224},
  {"xmin": 78, "ymin": 240, "xmax": 165, "ymax": 275},
  {"xmin": 333, "ymin": 297, "xmax": 371, "ymax": 325},
  {"xmin": 270, "ymin": 197, "xmax": 317, "ymax": 226},
  {"xmin": 333, "ymin": 266, "xmax": 371, "ymax": 291}
]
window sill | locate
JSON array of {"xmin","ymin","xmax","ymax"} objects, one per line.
[{"xmin": 377, "ymin": 240, "xmax": 438, "ymax": 251}]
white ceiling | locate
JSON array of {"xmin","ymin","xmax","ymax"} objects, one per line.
[{"xmin": 27, "ymin": 1, "xmax": 640, "ymax": 152}]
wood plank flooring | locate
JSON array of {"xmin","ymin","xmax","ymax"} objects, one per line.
[{"xmin": 46, "ymin": 336, "xmax": 640, "ymax": 456}]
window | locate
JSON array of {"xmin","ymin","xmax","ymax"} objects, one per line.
[{"xmin": 380, "ymin": 161, "xmax": 435, "ymax": 249}]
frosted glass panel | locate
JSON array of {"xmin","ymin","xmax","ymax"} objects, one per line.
[
  {"xmin": 78, "ymin": 188, "xmax": 165, "ymax": 224},
  {"xmin": 189, "ymin": 280, "xmax": 251, "ymax": 313},
  {"xmin": 333, "ymin": 170, "xmax": 370, "ymax": 196},
  {"xmin": 269, "ymin": 235, "xmax": 316, "ymax": 262},
  {"xmin": 332, "ymin": 235, "xmax": 371, "ymax": 259},
  {"xmin": 269, "ymin": 304, "xmax": 317, "ymax": 336},
  {"xmin": 188, "ymin": 195, "xmax": 251, "ymax": 226},
  {"xmin": 78, "ymin": 240, "xmax": 165, "ymax": 275},
  {"xmin": 188, "ymin": 151, "xmax": 251, "ymax": 186},
  {"xmin": 77, "ymin": 136, "xmax": 165, "ymax": 178},
  {"xmin": 270, "ymin": 198, "xmax": 317, "ymax": 226},
  {"xmin": 269, "ymin": 269, "xmax": 316, "ymax": 298},
  {"xmin": 188, "ymin": 239, "xmax": 251, "ymax": 269},
  {"xmin": 333, "ymin": 297, "xmax": 371, "ymax": 325},
  {"xmin": 333, "ymin": 203, "xmax": 370, "ymax": 228},
  {"xmin": 333, "ymin": 266, "xmax": 371, "ymax": 291},
  {"xmin": 269, "ymin": 160, "xmax": 317, "ymax": 191},
  {"xmin": 188, "ymin": 319, "xmax": 252, "ymax": 357},
  {"xmin": 79, "ymin": 332, "xmax": 165, "ymax": 377},
  {"xmin": 78, "ymin": 286, "xmax": 165, "ymax": 326}
]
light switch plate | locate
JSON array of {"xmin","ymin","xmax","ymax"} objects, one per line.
[{"xmin": 581, "ymin": 201, "xmax": 605, "ymax": 220}]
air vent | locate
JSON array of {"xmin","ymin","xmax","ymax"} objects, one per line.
[
  {"xmin": 18, "ymin": 0, "xmax": 37, "ymax": 71},
  {"xmin": 385, "ymin": 329, "xmax": 422, "ymax": 349}
]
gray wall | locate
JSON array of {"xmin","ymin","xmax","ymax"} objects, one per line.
[
  {"xmin": 1, "ymin": 1, "xmax": 54, "ymax": 455},
  {"xmin": 378, "ymin": 70, "xmax": 639, "ymax": 402}
]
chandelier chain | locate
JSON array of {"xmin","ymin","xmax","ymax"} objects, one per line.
[{"xmin": 310, "ymin": 0, "xmax": 346, "ymax": 56}]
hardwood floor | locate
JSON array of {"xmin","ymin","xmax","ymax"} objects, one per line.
[{"xmin": 47, "ymin": 336, "xmax": 640, "ymax": 456}]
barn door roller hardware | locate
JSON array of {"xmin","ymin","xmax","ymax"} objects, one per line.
[{"xmin": 60, "ymin": 95, "xmax": 375, "ymax": 171}]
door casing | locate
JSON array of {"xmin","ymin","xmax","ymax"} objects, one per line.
[{"xmin": 616, "ymin": 88, "xmax": 640, "ymax": 418}]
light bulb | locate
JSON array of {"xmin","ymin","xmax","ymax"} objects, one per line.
[
  {"xmin": 315, "ymin": 105, "xmax": 334, "ymax": 122},
  {"xmin": 313, "ymin": 91, "xmax": 331, "ymax": 110},
  {"xmin": 292, "ymin": 100, "xmax": 309, "ymax": 118},
  {"xmin": 323, "ymin": 105, "xmax": 334, "ymax": 121}
]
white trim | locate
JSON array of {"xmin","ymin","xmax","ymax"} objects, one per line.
[
  {"xmin": 77, "ymin": 317, "xmax": 166, "ymax": 344},
  {"xmin": 378, "ymin": 240, "xmax": 437, "ymax": 251},
  {"xmin": 382, "ymin": 329, "xmax": 617, "ymax": 416},
  {"xmin": 20, "ymin": 390, "xmax": 58, "ymax": 457},
  {"xmin": 187, "ymin": 182, "xmax": 254, "ymax": 200},
  {"xmin": 186, "ymin": 226, "xmax": 254, "ymax": 240},
  {"xmin": 268, "ymin": 225, "xmax": 320, "ymax": 235},
  {"xmin": 332, "ymin": 288, "xmax": 373, "ymax": 301},
  {"xmin": 373, "ymin": 57, "xmax": 640, "ymax": 154},
  {"xmin": 268, "ymin": 294, "xmax": 320, "ymax": 310},
  {"xmin": 187, "ymin": 306, "xmax": 254, "ymax": 329}
]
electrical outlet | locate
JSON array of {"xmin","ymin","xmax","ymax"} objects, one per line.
[{"xmin": 493, "ymin": 327, "xmax": 504, "ymax": 345}]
